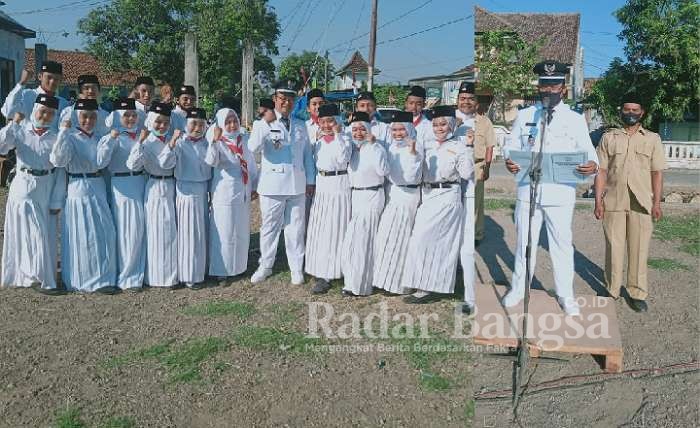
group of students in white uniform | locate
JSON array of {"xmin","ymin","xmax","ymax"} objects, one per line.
[{"xmin": 0, "ymin": 59, "xmax": 481, "ymax": 313}]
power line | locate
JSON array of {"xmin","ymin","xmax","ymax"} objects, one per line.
[
  {"xmin": 7, "ymin": 0, "xmax": 108, "ymax": 15},
  {"xmin": 340, "ymin": 0, "xmax": 368, "ymax": 66},
  {"xmin": 329, "ymin": 14, "xmax": 473, "ymax": 54}
]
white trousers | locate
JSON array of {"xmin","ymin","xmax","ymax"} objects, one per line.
[
  {"xmin": 258, "ymin": 194, "xmax": 306, "ymax": 272},
  {"xmin": 459, "ymin": 185, "xmax": 476, "ymax": 306},
  {"xmin": 510, "ymin": 200, "xmax": 575, "ymax": 301}
]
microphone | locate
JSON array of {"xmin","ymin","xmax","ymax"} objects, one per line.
[{"xmin": 540, "ymin": 94, "xmax": 555, "ymax": 124}]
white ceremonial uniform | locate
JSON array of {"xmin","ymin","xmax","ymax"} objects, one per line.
[
  {"xmin": 170, "ymin": 106, "xmax": 188, "ymax": 132},
  {"xmin": 0, "ymin": 122, "xmax": 62, "ymax": 289},
  {"xmin": 402, "ymin": 137, "xmax": 474, "ymax": 294},
  {"xmin": 103, "ymin": 130, "xmax": 147, "ymax": 290},
  {"xmin": 160, "ymin": 135, "xmax": 211, "ymax": 284},
  {"xmin": 2, "ymin": 85, "xmax": 69, "ymax": 270},
  {"xmin": 454, "ymin": 116, "xmax": 478, "ymax": 307},
  {"xmin": 248, "ymin": 110, "xmax": 315, "ymax": 273},
  {"xmin": 135, "ymin": 100, "xmax": 149, "ymax": 128},
  {"xmin": 373, "ymin": 136, "xmax": 424, "ymax": 294},
  {"xmin": 50, "ymin": 128, "xmax": 117, "ymax": 292},
  {"xmin": 206, "ymin": 132, "xmax": 258, "ymax": 277},
  {"xmin": 305, "ymin": 133, "xmax": 352, "ymax": 280},
  {"xmin": 305, "ymin": 118, "xmax": 320, "ymax": 143},
  {"xmin": 341, "ymin": 140, "xmax": 389, "ymax": 295},
  {"xmin": 126, "ymin": 134, "xmax": 178, "ymax": 287},
  {"xmin": 60, "ymin": 105, "xmax": 110, "ymax": 138},
  {"xmin": 503, "ymin": 101, "xmax": 598, "ymax": 303},
  {"xmin": 414, "ymin": 115, "xmax": 434, "ymax": 149},
  {"xmin": 344, "ymin": 115, "xmax": 389, "ymax": 145}
]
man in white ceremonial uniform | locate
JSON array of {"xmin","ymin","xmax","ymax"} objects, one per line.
[
  {"xmin": 249, "ymin": 82, "xmax": 315, "ymax": 285},
  {"xmin": 304, "ymin": 89, "xmax": 325, "ymax": 228},
  {"xmin": 170, "ymin": 85, "xmax": 197, "ymax": 132},
  {"xmin": 1, "ymin": 61, "xmax": 69, "ymax": 281},
  {"xmin": 503, "ymin": 61, "xmax": 599, "ymax": 316},
  {"xmin": 59, "ymin": 74, "xmax": 109, "ymax": 138},
  {"xmin": 132, "ymin": 76, "xmax": 155, "ymax": 128},
  {"xmin": 352, "ymin": 91, "xmax": 389, "ymax": 145},
  {"xmin": 405, "ymin": 85, "xmax": 433, "ymax": 150}
]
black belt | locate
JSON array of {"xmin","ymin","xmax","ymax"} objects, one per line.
[
  {"xmin": 113, "ymin": 171, "xmax": 144, "ymax": 177},
  {"xmin": 352, "ymin": 185, "xmax": 382, "ymax": 191},
  {"xmin": 397, "ymin": 184, "xmax": 420, "ymax": 189},
  {"xmin": 149, "ymin": 174, "xmax": 174, "ymax": 180},
  {"xmin": 318, "ymin": 170, "xmax": 348, "ymax": 177},
  {"xmin": 425, "ymin": 181, "xmax": 459, "ymax": 189},
  {"xmin": 20, "ymin": 167, "xmax": 54, "ymax": 176},
  {"xmin": 68, "ymin": 172, "xmax": 101, "ymax": 178}
]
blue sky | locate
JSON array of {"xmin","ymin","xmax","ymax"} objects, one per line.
[{"xmin": 3, "ymin": 0, "xmax": 628, "ymax": 82}]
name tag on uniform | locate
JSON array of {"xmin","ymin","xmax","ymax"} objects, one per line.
[
  {"xmin": 270, "ymin": 166, "xmax": 285, "ymax": 174},
  {"xmin": 526, "ymin": 122, "xmax": 537, "ymax": 126},
  {"xmin": 269, "ymin": 129, "xmax": 283, "ymax": 149}
]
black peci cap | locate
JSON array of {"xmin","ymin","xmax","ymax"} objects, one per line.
[
  {"xmin": 177, "ymin": 85, "xmax": 196, "ymax": 97},
  {"xmin": 350, "ymin": 111, "xmax": 371, "ymax": 123},
  {"xmin": 306, "ymin": 88, "xmax": 324, "ymax": 102},
  {"xmin": 186, "ymin": 107, "xmax": 207, "ymax": 120},
  {"xmin": 407, "ymin": 85, "xmax": 426, "ymax": 99},
  {"xmin": 318, "ymin": 103, "xmax": 339, "ymax": 118},
  {"xmin": 40, "ymin": 61, "xmax": 63, "ymax": 75},
  {"xmin": 34, "ymin": 94, "xmax": 59, "ymax": 110},
  {"xmin": 429, "ymin": 105, "xmax": 456, "ymax": 119},
  {"xmin": 113, "ymin": 97, "xmax": 137, "ymax": 110},
  {"xmin": 259, "ymin": 98, "xmax": 274, "ymax": 110},
  {"xmin": 149, "ymin": 102, "xmax": 172, "ymax": 116},
  {"xmin": 74, "ymin": 99, "xmax": 98, "ymax": 111},
  {"xmin": 390, "ymin": 110, "xmax": 414, "ymax": 123},
  {"xmin": 458, "ymin": 81, "xmax": 475, "ymax": 94},
  {"xmin": 135, "ymin": 76, "xmax": 155, "ymax": 87},
  {"xmin": 78, "ymin": 74, "xmax": 100, "ymax": 87}
]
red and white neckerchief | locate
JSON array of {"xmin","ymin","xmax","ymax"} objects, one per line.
[
  {"xmin": 221, "ymin": 134, "xmax": 248, "ymax": 185},
  {"xmin": 154, "ymin": 134, "xmax": 166, "ymax": 143},
  {"xmin": 187, "ymin": 135, "xmax": 203, "ymax": 143},
  {"xmin": 322, "ymin": 134, "xmax": 334, "ymax": 143},
  {"xmin": 122, "ymin": 130, "xmax": 137, "ymax": 140},
  {"xmin": 412, "ymin": 115, "xmax": 422, "ymax": 127},
  {"xmin": 32, "ymin": 127, "xmax": 48, "ymax": 137},
  {"xmin": 77, "ymin": 127, "xmax": 94, "ymax": 138},
  {"xmin": 310, "ymin": 114, "xmax": 319, "ymax": 125}
]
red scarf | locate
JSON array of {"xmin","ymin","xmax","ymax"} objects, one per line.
[
  {"xmin": 33, "ymin": 127, "xmax": 47, "ymax": 137},
  {"xmin": 310, "ymin": 114, "xmax": 319, "ymax": 125},
  {"xmin": 412, "ymin": 115, "xmax": 422, "ymax": 127},
  {"xmin": 123, "ymin": 131, "xmax": 137, "ymax": 140},
  {"xmin": 155, "ymin": 134, "xmax": 166, "ymax": 143},
  {"xmin": 322, "ymin": 134, "xmax": 334, "ymax": 143},
  {"xmin": 221, "ymin": 135, "xmax": 248, "ymax": 185},
  {"xmin": 78, "ymin": 127, "xmax": 93, "ymax": 138}
]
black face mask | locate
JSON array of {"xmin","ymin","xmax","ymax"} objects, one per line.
[
  {"xmin": 621, "ymin": 112, "xmax": 642, "ymax": 126},
  {"xmin": 539, "ymin": 91, "xmax": 561, "ymax": 108}
]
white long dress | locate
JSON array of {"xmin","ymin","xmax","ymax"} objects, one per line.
[
  {"xmin": 126, "ymin": 135, "xmax": 178, "ymax": 287},
  {"xmin": 341, "ymin": 142, "xmax": 389, "ymax": 295},
  {"xmin": 50, "ymin": 128, "xmax": 117, "ymax": 292},
  {"xmin": 402, "ymin": 137, "xmax": 473, "ymax": 294},
  {"xmin": 372, "ymin": 139, "xmax": 424, "ymax": 294},
  {"xmin": 205, "ymin": 133, "xmax": 258, "ymax": 277},
  {"xmin": 159, "ymin": 135, "xmax": 211, "ymax": 284},
  {"xmin": 0, "ymin": 123, "xmax": 60, "ymax": 289},
  {"xmin": 305, "ymin": 133, "xmax": 352, "ymax": 280},
  {"xmin": 105, "ymin": 131, "xmax": 146, "ymax": 290}
]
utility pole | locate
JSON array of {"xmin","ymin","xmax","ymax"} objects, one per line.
[
  {"xmin": 241, "ymin": 38, "xmax": 255, "ymax": 128},
  {"xmin": 367, "ymin": 0, "xmax": 378, "ymax": 91},
  {"xmin": 184, "ymin": 32, "xmax": 199, "ymax": 105},
  {"xmin": 324, "ymin": 50, "xmax": 329, "ymax": 92}
]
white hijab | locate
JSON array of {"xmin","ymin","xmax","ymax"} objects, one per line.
[
  {"xmin": 206, "ymin": 108, "xmax": 240, "ymax": 142},
  {"xmin": 105, "ymin": 108, "xmax": 140, "ymax": 132},
  {"xmin": 29, "ymin": 102, "xmax": 56, "ymax": 130},
  {"xmin": 388, "ymin": 120, "xmax": 417, "ymax": 146}
]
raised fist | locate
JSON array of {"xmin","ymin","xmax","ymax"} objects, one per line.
[
  {"xmin": 139, "ymin": 129, "xmax": 149, "ymax": 143},
  {"xmin": 212, "ymin": 125, "xmax": 223, "ymax": 142},
  {"xmin": 13, "ymin": 112, "xmax": 24, "ymax": 124},
  {"xmin": 20, "ymin": 69, "xmax": 33, "ymax": 85},
  {"xmin": 110, "ymin": 129, "xmax": 120, "ymax": 139}
]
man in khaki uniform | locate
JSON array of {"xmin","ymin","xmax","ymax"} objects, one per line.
[
  {"xmin": 455, "ymin": 81, "xmax": 496, "ymax": 245},
  {"xmin": 594, "ymin": 95, "xmax": 666, "ymax": 312}
]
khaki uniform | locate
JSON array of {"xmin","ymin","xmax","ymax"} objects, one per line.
[
  {"xmin": 597, "ymin": 127, "xmax": 666, "ymax": 300},
  {"xmin": 474, "ymin": 114, "xmax": 496, "ymax": 241}
]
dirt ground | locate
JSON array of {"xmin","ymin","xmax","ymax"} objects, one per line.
[{"xmin": 0, "ymin": 170, "xmax": 698, "ymax": 427}]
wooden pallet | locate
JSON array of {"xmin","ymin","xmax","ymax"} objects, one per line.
[{"xmin": 472, "ymin": 284, "xmax": 623, "ymax": 373}]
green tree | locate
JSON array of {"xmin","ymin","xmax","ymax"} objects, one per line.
[
  {"xmin": 278, "ymin": 51, "xmax": 334, "ymax": 89},
  {"xmin": 476, "ymin": 31, "xmax": 542, "ymax": 123},
  {"xmin": 372, "ymin": 85, "xmax": 409, "ymax": 108},
  {"xmin": 588, "ymin": 0, "xmax": 699, "ymax": 129},
  {"xmin": 78, "ymin": 0, "xmax": 279, "ymax": 100}
]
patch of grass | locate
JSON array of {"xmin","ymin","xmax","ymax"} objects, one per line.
[
  {"xmin": 269, "ymin": 302, "xmax": 304, "ymax": 326},
  {"xmin": 232, "ymin": 325, "xmax": 324, "ymax": 354},
  {"xmin": 101, "ymin": 417, "xmax": 136, "ymax": 428},
  {"xmin": 182, "ymin": 300, "xmax": 256, "ymax": 319},
  {"xmin": 419, "ymin": 371, "xmax": 452, "ymax": 391},
  {"xmin": 575, "ymin": 202, "xmax": 591, "ymax": 211},
  {"xmin": 647, "ymin": 258, "xmax": 689, "ymax": 271},
  {"xmin": 103, "ymin": 337, "xmax": 228, "ymax": 383},
  {"xmin": 654, "ymin": 215, "xmax": 700, "ymax": 256},
  {"xmin": 483, "ymin": 198, "xmax": 515, "ymax": 211},
  {"xmin": 464, "ymin": 399, "xmax": 475, "ymax": 420},
  {"xmin": 161, "ymin": 337, "xmax": 229, "ymax": 383},
  {"xmin": 54, "ymin": 407, "xmax": 85, "ymax": 428}
]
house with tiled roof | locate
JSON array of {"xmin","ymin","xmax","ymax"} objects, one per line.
[
  {"xmin": 0, "ymin": 10, "xmax": 34, "ymax": 113},
  {"xmin": 333, "ymin": 51, "xmax": 379, "ymax": 90},
  {"xmin": 408, "ymin": 64, "xmax": 476, "ymax": 106},
  {"xmin": 24, "ymin": 48, "xmax": 139, "ymax": 100}
]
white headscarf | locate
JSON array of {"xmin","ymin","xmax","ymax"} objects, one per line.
[
  {"xmin": 349, "ymin": 120, "xmax": 371, "ymax": 145},
  {"xmin": 388, "ymin": 120, "xmax": 417, "ymax": 146},
  {"xmin": 186, "ymin": 116, "xmax": 209, "ymax": 139},
  {"xmin": 432, "ymin": 116, "xmax": 456, "ymax": 141},
  {"xmin": 145, "ymin": 111, "xmax": 171, "ymax": 136},
  {"xmin": 206, "ymin": 108, "xmax": 240, "ymax": 142},
  {"xmin": 30, "ymin": 102, "xmax": 56, "ymax": 130},
  {"xmin": 105, "ymin": 107, "xmax": 139, "ymax": 133}
]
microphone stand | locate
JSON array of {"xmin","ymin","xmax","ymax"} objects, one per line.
[{"xmin": 513, "ymin": 99, "xmax": 553, "ymax": 413}]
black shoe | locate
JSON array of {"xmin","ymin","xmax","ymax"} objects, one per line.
[
  {"xmin": 474, "ymin": 239, "xmax": 482, "ymax": 247},
  {"xmin": 311, "ymin": 279, "xmax": 331, "ymax": 295},
  {"xmin": 626, "ymin": 297, "xmax": 648, "ymax": 312},
  {"xmin": 188, "ymin": 282, "xmax": 207, "ymax": 290},
  {"xmin": 403, "ymin": 293, "xmax": 440, "ymax": 305},
  {"xmin": 95, "ymin": 286, "xmax": 121, "ymax": 295},
  {"xmin": 461, "ymin": 303, "xmax": 475, "ymax": 315},
  {"xmin": 215, "ymin": 276, "xmax": 230, "ymax": 287},
  {"xmin": 36, "ymin": 287, "xmax": 68, "ymax": 296},
  {"xmin": 126, "ymin": 287, "xmax": 144, "ymax": 293},
  {"xmin": 342, "ymin": 289, "xmax": 358, "ymax": 298}
]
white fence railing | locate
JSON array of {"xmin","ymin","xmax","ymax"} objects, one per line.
[{"xmin": 663, "ymin": 141, "xmax": 700, "ymax": 169}]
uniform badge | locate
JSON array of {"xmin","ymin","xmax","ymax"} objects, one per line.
[{"xmin": 270, "ymin": 130, "xmax": 283, "ymax": 149}]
